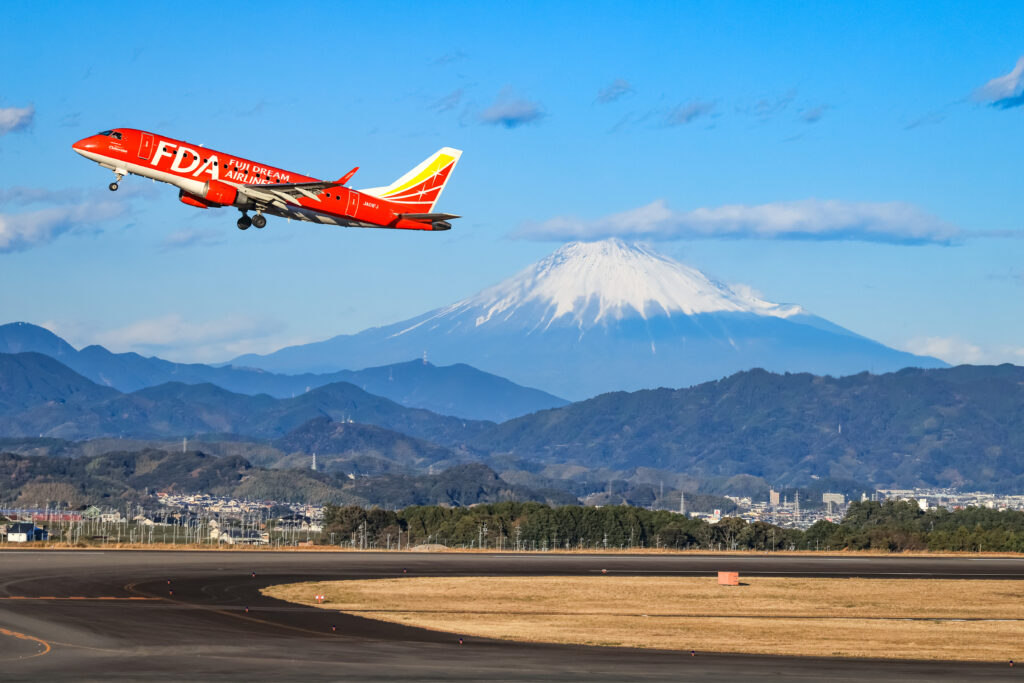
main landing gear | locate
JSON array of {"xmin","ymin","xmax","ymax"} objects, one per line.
[
  {"xmin": 108, "ymin": 172, "xmax": 124, "ymax": 191},
  {"xmin": 237, "ymin": 212, "xmax": 267, "ymax": 230}
]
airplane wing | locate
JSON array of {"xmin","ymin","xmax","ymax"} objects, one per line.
[{"xmin": 238, "ymin": 167, "xmax": 359, "ymax": 210}]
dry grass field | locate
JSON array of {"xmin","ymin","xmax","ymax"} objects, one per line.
[{"xmin": 264, "ymin": 576, "xmax": 1024, "ymax": 661}]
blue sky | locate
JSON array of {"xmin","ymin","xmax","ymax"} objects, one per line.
[{"xmin": 0, "ymin": 1, "xmax": 1022, "ymax": 366}]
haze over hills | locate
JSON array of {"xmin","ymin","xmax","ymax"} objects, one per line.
[
  {"xmin": 232, "ymin": 239, "xmax": 947, "ymax": 400},
  {"xmin": 0, "ymin": 352, "xmax": 490, "ymax": 446},
  {"xmin": 0, "ymin": 322, "xmax": 565, "ymax": 422}
]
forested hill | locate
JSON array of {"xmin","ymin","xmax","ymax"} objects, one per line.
[
  {"xmin": 0, "ymin": 450, "xmax": 574, "ymax": 508},
  {"xmin": 471, "ymin": 365, "xmax": 1024, "ymax": 492}
]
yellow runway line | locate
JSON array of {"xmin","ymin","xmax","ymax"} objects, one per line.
[{"xmin": 0, "ymin": 626, "xmax": 52, "ymax": 658}]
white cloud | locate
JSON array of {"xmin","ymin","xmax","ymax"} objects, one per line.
[
  {"xmin": 0, "ymin": 105, "xmax": 34, "ymax": 135},
  {"xmin": 903, "ymin": 336, "xmax": 986, "ymax": 365},
  {"xmin": 90, "ymin": 314, "xmax": 288, "ymax": 363},
  {"xmin": 516, "ymin": 199, "xmax": 960, "ymax": 244},
  {"xmin": 973, "ymin": 56, "xmax": 1024, "ymax": 108},
  {"xmin": 903, "ymin": 336, "xmax": 1024, "ymax": 366},
  {"xmin": 480, "ymin": 88, "xmax": 545, "ymax": 128},
  {"xmin": 0, "ymin": 201, "xmax": 125, "ymax": 253}
]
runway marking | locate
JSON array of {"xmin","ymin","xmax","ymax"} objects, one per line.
[
  {"xmin": 0, "ymin": 596, "xmax": 158, "ymax": 601},
  {"xmin": 0, "ymin": 626, "xmax": 52, "ymax": 659}
]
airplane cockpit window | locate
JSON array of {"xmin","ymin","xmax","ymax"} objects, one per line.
[
  {"xmin": 98, "ymin": 130, "xmax": 113, "ymax": 136},
  {"xmin": 111, "ymin": 132, "xmax": 123, "ymax": 140}
]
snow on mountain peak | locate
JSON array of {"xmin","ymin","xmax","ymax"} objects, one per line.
[{"xmin": 402, "ymin": 238, "xmax": 803, "ymax": 335}]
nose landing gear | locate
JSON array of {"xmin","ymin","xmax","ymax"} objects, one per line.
[{"xmin": 108, "ymin": 172, "xmax": 124, "ymax": 191}]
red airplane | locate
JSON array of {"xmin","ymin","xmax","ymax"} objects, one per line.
[{"xmin": 72, "ymin": 129, "xmax": 462, "ymax": 231}]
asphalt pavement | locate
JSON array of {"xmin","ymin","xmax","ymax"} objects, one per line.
[{"xmin": 1, "ymin": 550, "xmax": 1022, "ymax": 681}]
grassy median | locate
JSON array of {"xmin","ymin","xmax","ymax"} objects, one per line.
[{"xmin": 264, "ymin": 576, "xmax": 1024, "ymax": 661}]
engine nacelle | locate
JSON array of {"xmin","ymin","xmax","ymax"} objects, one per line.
[
  {"xmin": 198, "ymin": 179, "xmax": 239, "ymax": 206},
  {"xmin": 179, "ymin": 190, "xmax": 214, "ymax": 209}
]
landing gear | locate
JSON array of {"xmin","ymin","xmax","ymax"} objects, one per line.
[
  {"xmin": 237, "ymin": 214, "xmax": 252, "ymax": 230},
  {"xmin": 108, "ymin": 182, "xmax": 119, "ymax": 192},
  {"xmin": 251, "ymin": 214, "xmax": 267, "ymax": 229},
  {"xmin": 108, "ymin": 172, "xmax": 123, "ymax": 192}
]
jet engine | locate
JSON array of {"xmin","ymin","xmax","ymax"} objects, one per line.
[
  {"xmin": 197, "ymin": 179, "xmax": 238, "ymax": 206},
  {"xmin": 178, "ymin": 190, "xmax": 214, "ymax": 209}
]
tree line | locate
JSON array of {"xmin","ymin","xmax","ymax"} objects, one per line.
[{"xmin": 322, "ymin": 500, "xmax": 1024, "ymax": 552}]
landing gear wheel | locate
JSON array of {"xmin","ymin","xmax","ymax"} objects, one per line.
[
  {"xmin": 108, "ymin": 182, "xmax": 119, "ymax": 191},
  {"xmin": 237, "ymin": 215, "xmax": 252, "ymax": 230},
  {"xmin": 251, "ymin": 214, "xmax": 267, "ymax": 229}
]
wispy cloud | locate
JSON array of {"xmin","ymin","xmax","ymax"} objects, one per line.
[
  {"xmin": 904, "ymin": 111, "xmax": 945, "ymax": 130},
  {"xmin": 666, "ymin": 101, "xmax": 715, "ymax": 126},
  {"xmin": 800, "ymin": 104, "xmax": 829, "ymax": 123},
  {"xmin": 0, "ymin": 104, "xmax": 34, "ymax": 135},
  {"xmin": 431, "ymin": 88, "xmax": 465, "ymax": 113},
  {"xmin": 0, "ymin": 187, "xmax": 84, "ymax": 205},
  {"xmin": 901, "ymin": 336, "xmax": 1024, "ymax": 366},
  {"xmin": 0, "ymin": 201, "xmax": 125, "ymax": 253},
  {"xmin": 90, "ymin": 313, "xmax": 287, "ymax": 363},
  {"xmin": 433, "ymin": 51, "xmax": 467, "ymax": 66},
  {"xmin": 973, "ymin": 56, "xmax": 1024, "ymax": 109},
  {"xmin": 515, "ymin": 199, "xmax": 960, "ymax": 244},
  {"xmin": 737, "ymin": 89, "xmax": 796, "ymax": 120},
  {"xmin": 595, "ymin": 79, "xmax": 634, "ymax": 104},
  {"xmin": 161, "ymin": 228, "xmax": 224, "ymax": 251},
  {"xmin": 480, "ymin": 87, "xmax": 545, "ymax": 128},
  {"xmin": 59, "ymin": 112, "xmax": 82, "ymax": 129}
]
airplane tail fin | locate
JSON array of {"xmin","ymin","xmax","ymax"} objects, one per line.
[{"xmin": 361, "ymin": 147, "xmax": 462, "ymax": 213}]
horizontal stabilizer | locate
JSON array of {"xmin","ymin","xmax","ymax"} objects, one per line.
[{"xmin": 398, "ymin": 213, "xmax": 461, "ymax": 221}]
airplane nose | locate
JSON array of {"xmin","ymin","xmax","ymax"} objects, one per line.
[{"xmin": 72, "ymin": 137, "xmax": 96, "ymax": 156}]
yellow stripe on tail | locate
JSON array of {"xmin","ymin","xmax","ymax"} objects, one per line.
[{"xmin": 361, "ymin": 147, "xmax": 462, "ymax": 213}]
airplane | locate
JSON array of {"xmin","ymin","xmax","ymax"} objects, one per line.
[{"xmin": 71, "ymin": 129, "xmax": 462, "ymax": 231}]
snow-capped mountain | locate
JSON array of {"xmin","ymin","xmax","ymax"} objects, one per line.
[
  {"xmin": 232, "ymin": 239, "xmax": 946, "ymax": 400},
  {"xmin": 400, "ymin": 239, "xmax": 804, "ymax": 335}
]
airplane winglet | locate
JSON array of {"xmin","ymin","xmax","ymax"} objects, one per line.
[{"xmin": 337, "ymin": 167, "xmax": 358, "ymax": 186}]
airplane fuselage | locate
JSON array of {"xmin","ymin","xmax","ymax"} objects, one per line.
[{"xmin": 72, "ymin": 128, "xmax": 458, "ymax": 231}]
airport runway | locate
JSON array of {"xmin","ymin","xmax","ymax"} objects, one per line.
[{"xmin": 1, "ymin": 551, "xmax": 1022, "ymax": 681}]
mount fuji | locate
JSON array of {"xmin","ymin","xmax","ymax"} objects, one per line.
[{"xmin": 232, "ymin": 239, "xmax": 946, "ymax": 400}]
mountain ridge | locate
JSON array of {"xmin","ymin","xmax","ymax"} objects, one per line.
[
  {"xmin": 0, "ymin": 323, "xmax": 565, "ymax": 421},
  {"xmin": 470, "ymin": 363, "xmax": 1024, "ymax": 492},
  {"xmin": 0, "ymin": 351, "xmax": 491, "ymax": 446},
  {"xmin": 232, "ymin": 239, "xmax": 946, "ymax": 399}
]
